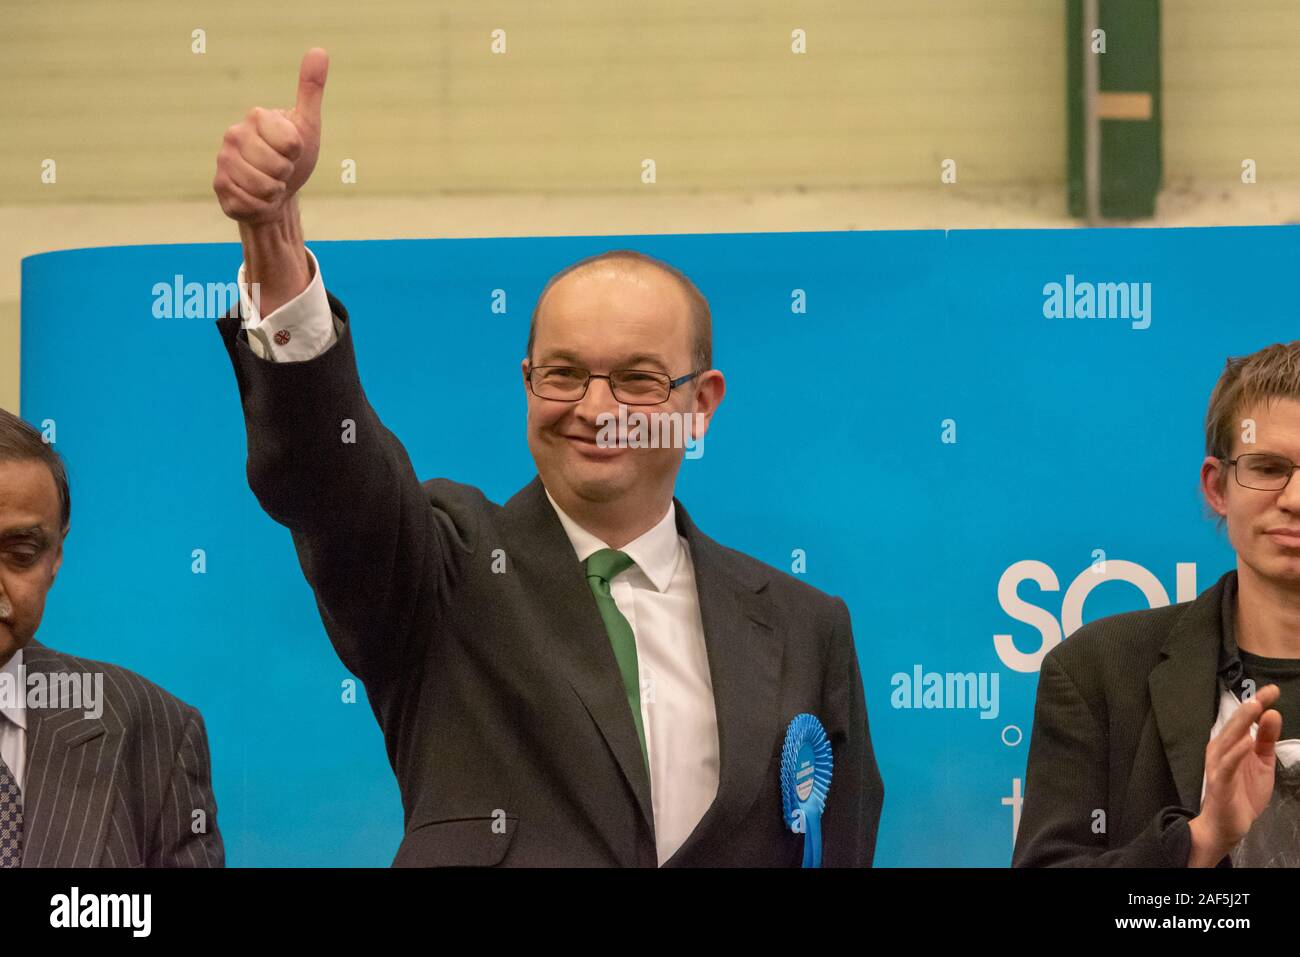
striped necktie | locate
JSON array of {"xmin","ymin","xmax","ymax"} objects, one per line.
[
  {"xmin": 584, "ymin": 548, "xmax": 649, "ymax": 774},
  {"xmin": 0, "ymin": 754, "xmax": 21, "ymax": 868}
]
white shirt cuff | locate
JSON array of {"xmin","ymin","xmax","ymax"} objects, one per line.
[{"xmin": 236, "ymin": 247, "xmax": 339, "ymax": 361}]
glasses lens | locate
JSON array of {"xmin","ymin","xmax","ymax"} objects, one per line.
[
  {"xmin": 611, "ymin": 371, "xmax": 670, "ymax": 404},
  {"xmin": 533, "ymin": 367, "xmax": 587, "ymax": 400},
  {"xmin": 1238, "ymin": 453, "xmax": 1294, "ymax": 490}
]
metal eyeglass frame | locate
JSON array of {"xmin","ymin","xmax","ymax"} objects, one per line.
[
  {"xmin": 1221, "ymin": 453, "xmax": 1300, "ymax": 491},
  {"xmin": 526, "ymin": 365, "xmax": 705, "ymax": 405}
]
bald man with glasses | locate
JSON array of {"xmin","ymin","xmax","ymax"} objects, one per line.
[{"xmin": 212, "ymin": 48, "xmax": 883, "ymax": 867}]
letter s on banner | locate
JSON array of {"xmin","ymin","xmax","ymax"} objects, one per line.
[{"xmin": 994, "ymin": 561, "xmax": 1062, "ymax": 674}]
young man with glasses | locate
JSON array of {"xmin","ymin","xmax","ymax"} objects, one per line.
[
  {"xmin": 1014, "ymin": 342, "xmax": 1300, "ymax": 868},
  {"xmin": 211, "ymin": 48, "xmax": 883, "ymax": 867}
]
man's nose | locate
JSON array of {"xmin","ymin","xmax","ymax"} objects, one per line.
[
  {"xmin": 1278, "ymin": 469, "xmax": 1300, "ymax": 509},
  {"xmin": 576, "ymin": 376, "xmax": 620, "ymax": 420}
]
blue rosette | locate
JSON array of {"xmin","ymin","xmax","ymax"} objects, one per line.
[{"xmin": 780, "ymin": 713, "xmax": 834, "ymax": 868}]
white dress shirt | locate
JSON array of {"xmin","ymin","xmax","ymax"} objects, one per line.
[
  {"xmin": 237, "ymin": 252, "xmax": 722, "ymax": 864},
  {"xmin": 236, "ymin": 248, "xmax": 338, "ymax": 361},
  {"xmin": 0, "ymin": 648, "xmax": 27, "ymax": 796},
  {"xmin": 544, "ymin": 487, "xmax": 720, "ymax": 864}
]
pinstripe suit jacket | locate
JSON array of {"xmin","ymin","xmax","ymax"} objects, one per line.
[{"xmin": 17, "ymin": 641, "xmax": 224, "ymax": 867}]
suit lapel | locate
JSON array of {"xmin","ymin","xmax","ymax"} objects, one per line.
[
  {"xmin": 501, "ymin": 476, "xmax": 786, "ymax": 866},
  {"xmin": 1147, "ymin": 573, "xmax": 1231, "ymax": 812},
  {"xmin": 661, "ymin": 500, "xmax": 784, "ymax": 867},
  {"xmin": 19, "ymin": 642, "xmax": 118, "ymax": 868},
  {"xmin": 501, "ymin": 477, "xmax": 657, "ymax": 840}
]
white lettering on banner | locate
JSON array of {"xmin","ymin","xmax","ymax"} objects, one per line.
[{"xmin": 993, "ymin": 560, "xmax": 1198, "ymax": 673}]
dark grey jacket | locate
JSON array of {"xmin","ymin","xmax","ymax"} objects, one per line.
[
  {"xmin": 1013, "ymin": 571, "xmax": 1240, "ymax": 867},
  {"xmin": 216, "ymin": 293, "xmax": 883, "ymax": 866}
]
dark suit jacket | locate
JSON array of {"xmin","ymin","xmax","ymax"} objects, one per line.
[
  {"xmin": 1012, "ymin": 570, "xmax": 1242, "ymax": 867},
  {"xmin": 18, "ymin": 641, "xmax": 224, "ymax": 867},
  {"xmin": 216, "ymin": 293, "xmax": 884, "ymax": 866}
]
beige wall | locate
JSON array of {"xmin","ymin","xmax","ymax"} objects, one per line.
[
  {"xmin": 3, "ymin": 1, "xmax": 1300, "ymax": 411},
  {"xmin": 1164, "ymin": 0, "xmax": 1300, "ymax": 181},
  {"xmin": 0, "ymin": 0, "xmax": 1065, "ymax": 205}
]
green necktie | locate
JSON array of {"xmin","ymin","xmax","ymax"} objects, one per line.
[{"xmin": 585, "ymin": 548, "xmax": 649, "ymax": 775}]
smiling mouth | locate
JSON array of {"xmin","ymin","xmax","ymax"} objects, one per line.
[{"xmin": 564, "ymin": 433, "xmax": 623, "ymax": 457}]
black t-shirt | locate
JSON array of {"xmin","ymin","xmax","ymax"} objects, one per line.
[
  {"xmin": 1239, "ymin": 650, "xmax": 1300, "ymax": 740},
  {"xmin": 1230, "ymin": 650, "xmax": 1300, "ymax": 867}
]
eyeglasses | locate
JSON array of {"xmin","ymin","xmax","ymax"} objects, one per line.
[
  {"xmin": 1222, "ymin": 453, "xmax": 1300, "ymax": 491},
  {"xmin": 527, "ymin": 365, "xmax": 704, "ymax": 405}
]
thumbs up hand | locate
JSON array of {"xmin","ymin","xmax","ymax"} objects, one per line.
[{"xmin": 214, "ymin": 48, "xmax": 329, "ymax": 223}]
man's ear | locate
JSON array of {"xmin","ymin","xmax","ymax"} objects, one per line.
[
  {"xmin": 1200, "ymin": 456, "xmax": 1228, "ymax": 518},
  {"xmin": 690, "ymin": 370, "xmax": 725, "ymax": 427}
]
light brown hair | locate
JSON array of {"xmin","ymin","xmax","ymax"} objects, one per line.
[{"xmin": 1205, "ymin": 342, "xmax": 1300, "ymax": 499}]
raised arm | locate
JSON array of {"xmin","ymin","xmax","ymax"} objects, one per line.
[
  {"xmin": 211, "ymin": 49, "xmax": 476, "ymax": 697},
  {"xmin": 213, "ymin": 48, "xmax": 326, "ymax": 318}
]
